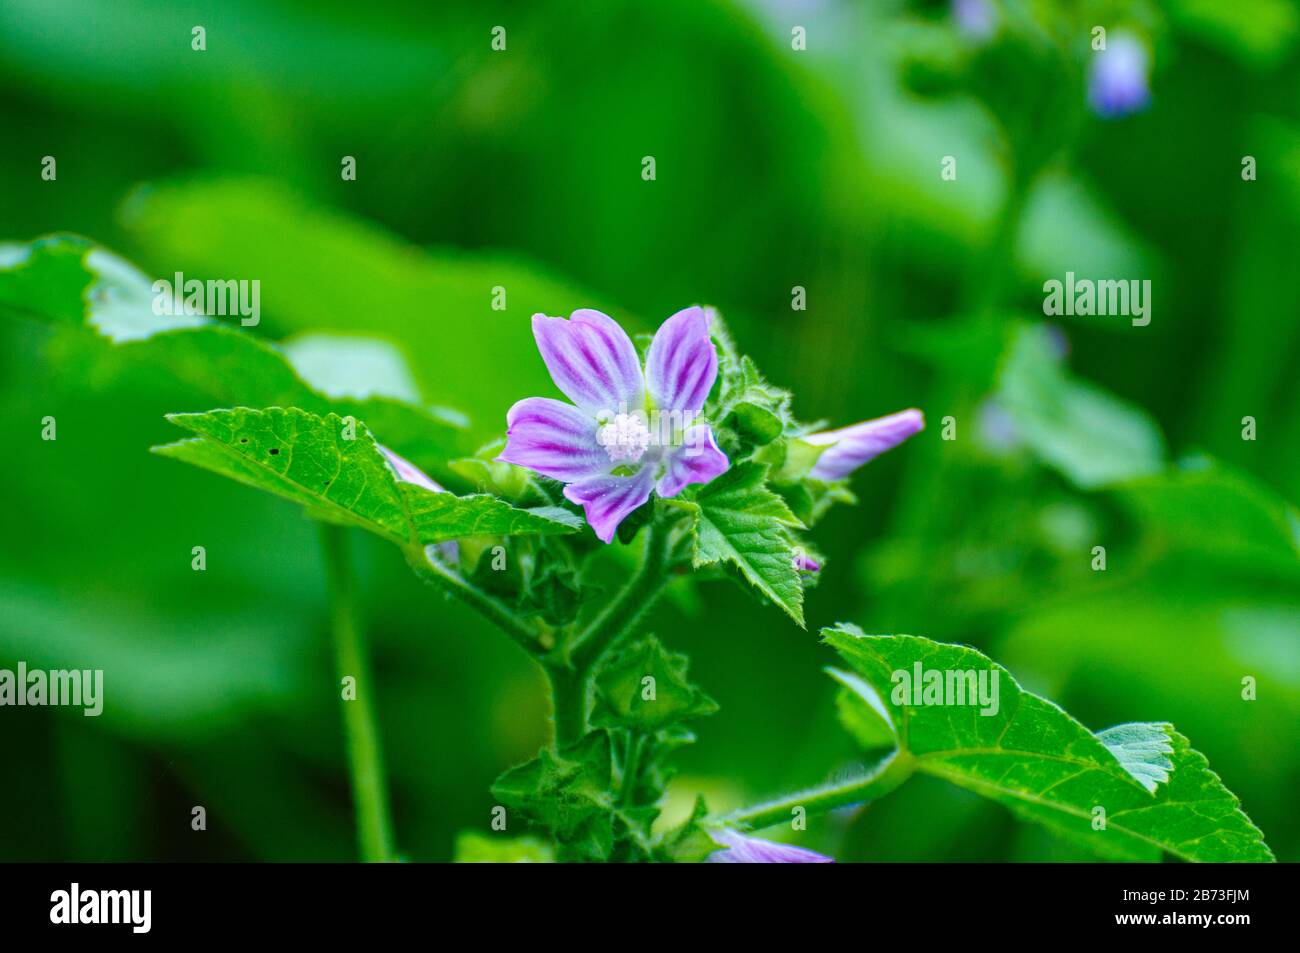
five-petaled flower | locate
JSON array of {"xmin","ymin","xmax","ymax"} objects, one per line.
[{"xmin": 499, "ymin": 307, "xmax": 730, "ymax": 543}]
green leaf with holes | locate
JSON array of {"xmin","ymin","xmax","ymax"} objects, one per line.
[
  {"xmin": 823, "ymin": 626, "xmax": 1274, "ymax": 862},
  {"xmin": 152, "ymin": 407, "xmax": 581, "ymax": 546}
]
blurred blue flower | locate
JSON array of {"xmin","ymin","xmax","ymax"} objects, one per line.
[
  {"xmin": 1089, "ymin": 33, "xmax": 1151, "ymax": 119},
  {"xmin": 952, "ymin": 0, "xmax": 998, "ymax": 41}
]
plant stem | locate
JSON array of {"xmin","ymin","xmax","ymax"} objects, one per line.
[
  {"xmin": 717, "ymin": 750, "xmax": 915, "ymax": 832},
  {"xmin": 542, "ymin": 520, "xmax": 673, "ymax": 747},
  {"xmin": 319, "ymin": 523, "xmax": 395, "ymax": 863},
  {"xmin": 404, "ymin": 543, "xmax": 544, "ymax": 657},
  {"xmin": 620, "ymin": 733, "xmax": 648, "ymax": 808},
  {"xmin": 546, "ymin": 665, "xmax": 585, "ymax": 748},
  {"xmin": 571, "ymin": 520, "xmax": 672, "ymax": 671}
]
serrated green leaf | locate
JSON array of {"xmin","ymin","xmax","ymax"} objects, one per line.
[
  {"xmin": 153, "ymin": 407, "xmax": 581, "ymax": 545},
  {"xmin": 490, "ymin": 731, "xmax": 615, "ymax": 861},
  {"xmin": 592, "ymin": 636, "xmax": 718, "ymax": 732},
  {"xmin": 1097, "ymin": 723, "xmax": 1174, "ymax": 795},
  {"xmin": 823, "ymin": 625, "xmax": 1274, "ymax": 862},
  {"xmin": 678, "ymin": 462, "xmax": 805, "ymax": 626}
]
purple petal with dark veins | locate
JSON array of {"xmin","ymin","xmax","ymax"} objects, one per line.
[
  {"xmin": 805, "ymin": 408, "xmax": 925, "ymax": 481},
  {"xmin": 497, "ymin": 397, "xmax": 610, "ymax": 483},
  {"xmin": 655, "ymin": 424, "xmax": 729, "ymax": 498},
  {"xmin": 706, "ymin": 829, "xmax": 835, "ymax": 863},
  {"xmin": 645, "ymin": 306, "xmax": 719, "ymax": 415},
  {"xmin": 532, "ymin": 309, "xmax": 644, "ymax": 415},
  {"xmin": 563, "ymin": 467, "xmax": 655, "ymax": 544}
]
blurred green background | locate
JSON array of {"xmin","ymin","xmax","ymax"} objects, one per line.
[{"xmin": 2, "ymin": 0, "xmax": 1297, "ymax": 862}]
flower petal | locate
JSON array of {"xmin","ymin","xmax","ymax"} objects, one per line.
[
  {"xmin": 1088, "ymin": 33, "xmax": 1151, "ymax": 119},
  {"xmin": 532, "ymin": 309, "xmax": 644, "ymax": 415},
  {"xmin": 706, "ymin": 829, "xmax": 834, "ymax": 864},
  {"xmin": 793, "ymin": 552, "xmax": 821, "ymax": 573},
  {"xmin": 805, "ymin": 408, "xmax": 924, "ymax": 481},
  {"xmin": 645, "ymin": 306, "xmax": 718, "ymax": 415},
  {"xmin": 378, "ymin": 447, "xmax": 459, "ymax": 563},
  {"xmin": 378, "ymin": 444, "xmax": 445, "ymax": 494},
  {"xmin": 498, "ymin": 397, "xmax": 610, "ymax": 482},
  {"xmin": 655, "ymin": 424, "xmax": 729, "ymax": 498},
  {"xmin": 563, "ymin": 468, "xmax": 655, "ymax": 544}
]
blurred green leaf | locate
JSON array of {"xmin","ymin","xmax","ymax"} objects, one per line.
[
  {"xmin": 0, "ymin": 235, "xmax": 472, "ymax": 479},
  {"xmin": 996, "ymin": 324, "xmax": 1165, "ymax": 489},
  {"xmin": 119, "ymin": 177, "xmax": 612, "ymax": 435},
  {"xmin": 453, "ymin": 831, "xmax": 553, "ymax": 863},
  {"xmin": 1167, "ymin": 0, "xmax": 1299, "ymax": 70}
]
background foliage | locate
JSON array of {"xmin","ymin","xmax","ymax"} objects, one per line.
[{"xmin": 1, "ymin": 0, "xmax": 1296, "ymax": 861}]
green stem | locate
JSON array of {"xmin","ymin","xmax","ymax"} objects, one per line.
[
  {"xmin": 404, "ymin": 544, "xmax": 544, "ymax": 657},
  {"xmin": 546, "ymin": 665, "xmax": 585, "ymax": 748},
  {"xmin": 620, "ymin": 733, "xmax": 648, "ymax": 808},
  {"xmin": 544, "ymin": 521, "xmax": 673, "ymax": 747},
  {"xmin": 963, "ymin": 168, "xmax": 1030, "ymax": 317},
  {"xmin": 717, "ymin": 750, "xmax": 915, "ymax": 832},
  {"xmin": 319, "ymin": 523, "xmax": 396, "ymax": 863},
  {"xmin": 571, "ymin": 521, "xmax": 672, "ymax": 671}
]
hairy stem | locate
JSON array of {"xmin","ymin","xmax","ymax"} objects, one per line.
[
  {"xmin": 404, "ymin": 544, "xmax": 544, "ymax": 657},
  {"xmin": 543, "ymin": 521, "xmax": 673, "ymax": 746},
  {"xmin": 547, "ymin": 665, "xmax": 585, "ymax": 748},
  {"xmin": 620, "ymin": 733, "xmax": 648, "ymax": 808},
  {"xmin": 571, "ymin": 521, "xmax": 672, "ymax": 671},
  {"xmin": 319, "ymin": 523, "xmax": 396, "ymax": 863},
  {"xmin": 717, "ymin": 750, "xmax": 915, "ymax": 832}
]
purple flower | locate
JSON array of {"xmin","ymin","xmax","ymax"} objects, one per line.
[
  {"xmin": 499, "ymin": 308, "xmax": 730, "ymax": 543},
  {"xmin": 793, "ymin": 552, "xmax": 821, "ymax": 573},
  {"xmin": 706, "ymin": 829, "xmax": 834, "ymax": 863},
  {"xmin": 803, "ymin": 409, "xmax": 924, "ymax": 482},
  {"xmin": 952, "ymin": 0, "xmax": 998, "ymax": 41},
  {"xmin": 379, "ymin": 444, "xmax": 446, "ymax": 494},
  {"xmin": 975, "ymin": 398, "xmax": 1021, "ymax": 454},
  {"xmin": 1088, "ymin": 33, "xmax": 1151, "ymax": 119}
]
